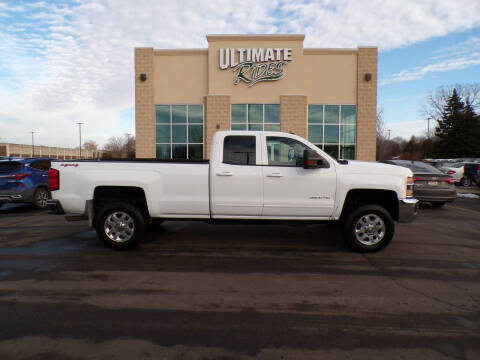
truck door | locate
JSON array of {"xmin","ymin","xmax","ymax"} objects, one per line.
[
  {"xmin": 262, "ymin": 135, "xmax": 336, "ymax": 218},
  {"xmin": 210, "ymin": 134, "xmax": 263, "ymax": 217}
]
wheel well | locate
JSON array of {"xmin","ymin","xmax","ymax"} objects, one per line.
[
  {"xmin": 93, "ymin": 186, "xmax": 149, "ymax": 220},
  {"xmin": 340, "ymin": 189, "xmax": 399, "ymax": 222}
]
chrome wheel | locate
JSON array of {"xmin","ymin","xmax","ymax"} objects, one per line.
[
  {"xmin": 354, "ymin": 214, "xmax": 385, "ymax": 246},
  {"xmin": 104, "ymin": 211, "xmax": 135, "ymax": 243}
]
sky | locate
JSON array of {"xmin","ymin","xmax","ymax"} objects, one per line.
[{"xmin": 1, "ymin": 0, "xmax": 480, "ymax": 148}]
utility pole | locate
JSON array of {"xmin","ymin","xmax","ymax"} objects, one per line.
[
  {"xmin": 31, "ymin": 131, "xmax": 35, "ymax": 157},
  {"xmin": 76, "ymin": 122, "xmax": 84, "ymax": 158}
]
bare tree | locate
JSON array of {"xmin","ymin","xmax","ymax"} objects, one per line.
[
  {"xmin": 102, "ymin": 134, "xmax": 135, "ymax": 158},
  {"xmin": 421, "ymin": 82, "xmax": 480, "ymax": 122},
  {"xmin": 83, "ymin": 140, "xmax": 98, "ymax": 152}
]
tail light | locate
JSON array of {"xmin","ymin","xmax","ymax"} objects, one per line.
[
  {"xmin": 447, "ymin": 170, "xmax": 456, "ymax": 175},
  {"xmin": 48, "ymin": 168, "xmax": 59, "ymax": 191},
  {"xmin": 413, "ymin": 177, "xmax": 423, "ymax": 182},
  {"xmin": 8, "ymin": 173, "xmax": 31, "ymax": 180},
  {"xmin": 445, "ymin": 177, "xmax": 456, "ymax": 185}
]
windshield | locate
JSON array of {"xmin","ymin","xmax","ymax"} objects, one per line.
[{"xmin": 0, "ymin": 162, "xmax": 23, "ymax": 173}]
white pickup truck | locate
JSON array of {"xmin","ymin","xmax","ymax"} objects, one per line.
[{"xmin": 48, "ymin": 131, "xmax": 418, "ymax": 252}]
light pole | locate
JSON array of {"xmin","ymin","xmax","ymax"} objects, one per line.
[
  {"xmin": 76, "ymin": 123, "xmax": 84, "ymax": 158},
  {"xmin": 426, "ymin": 117, "xmax": 432, "ymax": 139},
  {"xmin": 31, "ymin": 131, "xmax": 35, "ymax": 157}
]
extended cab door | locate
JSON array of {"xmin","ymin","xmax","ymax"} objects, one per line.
[
  {"xmin": 261, "ymin": 134, "xmax": 336, "ymax": 218},
  {"xmin": 210, "ymin": 133, "xmax": 263, "ymax": 217}
]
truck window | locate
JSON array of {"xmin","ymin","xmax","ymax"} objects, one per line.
[
  {"xmin": 223, "ymin": 136, "xmax": 256, "ymax": 165},
  {"xmin": 266, "ymin": 136, "xmax": 312, "ymax": 167}
]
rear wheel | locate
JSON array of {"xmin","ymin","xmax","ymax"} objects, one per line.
[
  {"xmin": 95, "ymin": 202, "xmax": 146, "ymax": 250},
  {"xmin": 343, "ymin": 204, "xmax": 394, "ymax": 252},
  {"xmin": 33, "ymin": 187, "xmax": 50, "ymax": 209},
  {"xmin": 431, "ymin": 202, "xmax": 446, "ymax": 208}
]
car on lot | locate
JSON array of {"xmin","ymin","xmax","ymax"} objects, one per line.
[
  {"xmin": 440, "ymin": 162, "xmax": 480, "ymax": 186},
  {"xmin": 382, "ymin": 160, "xmax": 456, "ymax": 207},
  {"xmin": 0, "ymin": 158, "xmax": 52, "ymax": 209}
]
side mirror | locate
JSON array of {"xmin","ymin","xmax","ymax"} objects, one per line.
[{"xmin": 303, "ymin": 149, "xmax": 328, "ymax": 169}]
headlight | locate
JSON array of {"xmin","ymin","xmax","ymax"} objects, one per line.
[{"xmin": 406, "ymin": 176, "xmax": 414, "ymax": 197}]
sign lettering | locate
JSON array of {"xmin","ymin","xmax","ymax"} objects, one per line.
[{"xmin": 219, "ymin": 48, "xmax": 292, "ymax": 87}]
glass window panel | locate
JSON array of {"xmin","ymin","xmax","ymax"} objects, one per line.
[
  {"xmin": 308, "ymin": 105, "xmax": 323, "ymax": 124},
  {"xmin": 340, "ymin": 125, "xmax": 355, "ymax": 144},
  {"xmin": 223, "ymin": 136, "xmax": 256, "ymax": 165},
  {"xmin": 188, "ymin": 105, "xmax": 203, "ymax": 124},
  {"xmin": 188, "ymin": 144, "xmax": 203, "ymax": 160},
  {"xmin": 172, "ymin": 125, "xmax": 187, "ymax": 143},
  {"xmin": 325, "ymin": 105, "xmax": 340, "ymax": 124},
  {"xmin": 341, "ymin": 105, "xmax": 356, "ymax": 125},
  {"xmin": 264, "ymin": 124, "xmax": 280, "ymax": 131},
  {"xmin": 308, "ymin": 125, "xmax": 323, "ymax": 143},
  {"xmin": 172, "ymin": 105, "xmax": 187, "ymax": 124},
  {"xmin": 172, "ymin": 144, "xmax": 187, "ymax": 159},
  {"xmin": 266, "ymin": 136, "xmax": 312, "ymax": 167},
  {"xmin": 156, "ymin": 105, "xmax": 170, "ymax": 124},
  {"xmin": 188, "ymin": 125, "xmax": 203, "ymax": 143},
  {"xmin": 248, "ymin": 104, "xmax": 263, "ymax": 123},
  {"xmin": 231, "ymin": 104, "xmax": 247, "ymax": 124},
  {"xmin": 264, "ymin": 104, "xmax": 280, "ymax": 123},
  {"xmin": 156, "ymin": 144, "xmax": 171, "ymax": 159},
  {"xmin": 231, "ymin": 124, "xmax": 247, "ymax": 131},
  {"xmin": 248, "ymin": 124, "xmax": 263, "ymax": 131},
  {"xmin": 156, "ymin": 125, "xmax": 171, "ymax": 143},
  {"xmin": 340, "ymin": 145, "xmax": 355, "ymax": 160},
  {"xmin": 324, "ymin": 144, "xmax": 339, "ymax": 159},
  {"xmin": 324, "ymin": 125, "xmax": 339, "ymax": 143}
]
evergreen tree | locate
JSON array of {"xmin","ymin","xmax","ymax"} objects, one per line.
[{"xmin": 434, "ymin": 89, "xmax": 480, "ymax": 157}]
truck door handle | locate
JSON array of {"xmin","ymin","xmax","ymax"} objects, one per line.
[
  {"xmin": 217, "ymin": 171, "xmax": 233, "ymax": 176},
  {"xmin": 266, "ymin": 172, "xmax": 283, "ymax": 177}
]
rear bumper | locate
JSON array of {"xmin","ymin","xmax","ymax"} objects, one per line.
[
  {"xmin": 398, "ymin": 198, "xmax": 419, "ymax": 223},
  {"xmin": 47, "ymin": 199, "xmax": 65, "ymax": 214},
  {"xmin": 0, "ymin": 188, "xmax": 34, "ymax": 204}
]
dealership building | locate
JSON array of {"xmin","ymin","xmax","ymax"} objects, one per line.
[{"xmin": 135, "ymin": 34, "xmax": 377, "ymax": 161}]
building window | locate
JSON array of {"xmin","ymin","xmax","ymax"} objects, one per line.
[
  {"xmin": 307, "ymin": 104, "xmax": 356, "ymax": 159},
  {"xmin": 155, "ymin": 104, "xmax": 204, "ymax": 160},
  {"xmin": 231, "ymin": 104, "xmax": 280, "ymax": 131}
]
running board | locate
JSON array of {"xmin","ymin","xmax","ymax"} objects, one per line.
[{"xmin": 65, "ymin": 215, "xmax": 88, "ymax": 221}]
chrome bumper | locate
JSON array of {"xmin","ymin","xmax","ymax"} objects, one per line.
[{"xmin": 398, "ymin": 198, "xmax": 419, "ymax": 223}]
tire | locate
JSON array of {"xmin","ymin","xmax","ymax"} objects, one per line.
[
  {"xmin": 343, "ymin": 204, "xmax": 394, "ymax": 252},
  {"xmin": 95, "ymin": 202, "xmax": 146, "ymax": 250},
  {"xmin": 33, "ymin": 187, "xmax": 50, "ymax": 209},
  {"xmin": 431, "ymin": 202, "xmax": 446, "ymax": 208}
]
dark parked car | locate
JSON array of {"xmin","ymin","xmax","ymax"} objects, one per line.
[
  {"xmin": 0, "ymin": 158, "xmax": 52, "ymax": 209},
  {"xmin": 383, "ymin": 160, "xmax": 456, "ymax": 208}
]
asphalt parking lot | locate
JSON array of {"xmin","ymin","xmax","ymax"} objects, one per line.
[{"xmin": 0, "ymin": 199, "xmax": 479, "ymax": 360}]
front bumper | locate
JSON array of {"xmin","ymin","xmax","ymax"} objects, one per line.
[{"xmin": 398, "ymin": 198, "xmax": 419, "ymax": 223}]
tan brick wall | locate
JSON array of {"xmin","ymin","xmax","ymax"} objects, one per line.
[
  {"xmin": 356, "ymin": 47, "xmax": 377, "ymax": 161},
  {"xmin": 280, "ymin": 95, "xmax": 307, "ymax": 138},
  {"xmin": 135, "ymin": 48, "xmax": 156, "ymax": 158},
  {"xmin": 204, "ymin": 95, "xmax": 230, "ymax": 158}
]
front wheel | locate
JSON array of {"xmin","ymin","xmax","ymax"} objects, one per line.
[
  {"xmin": 95, "ymin": 202, "xmax": 146, "ymax": 250},
  {"xmin": 343, "ymin": 204, "xmax": 394, "ymax": 252}
]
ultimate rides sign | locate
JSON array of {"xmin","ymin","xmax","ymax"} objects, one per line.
[{"xmin": 219, "ymin": 48, "xmax": 293, "ymax": 87}]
